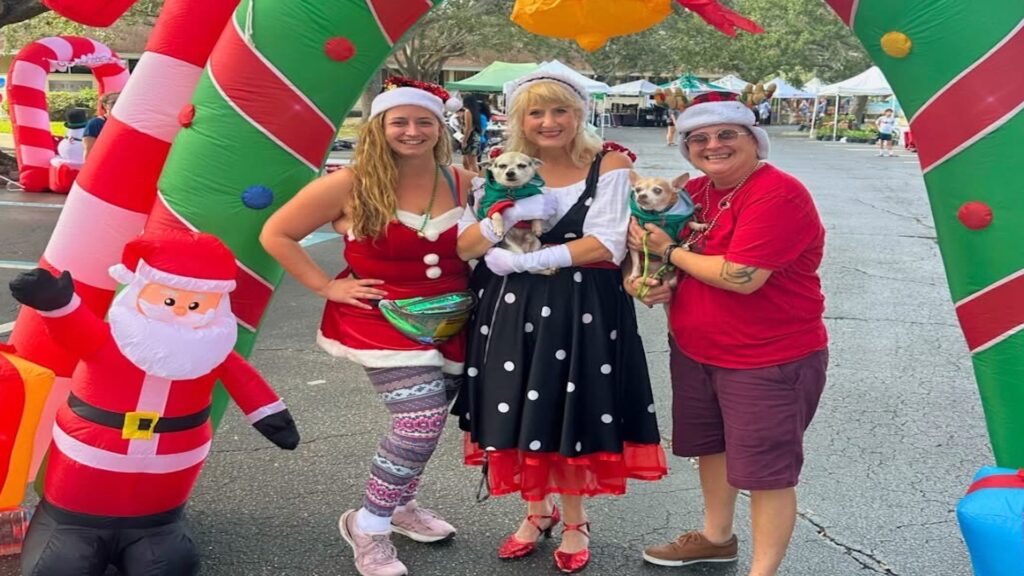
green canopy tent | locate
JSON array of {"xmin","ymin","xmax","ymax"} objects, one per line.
[
  {"xmin": 659, "ymin": 73, "xmax": 727, "ymax": 94},
  {"xmin": 446, "ymin": 61, "xmax": 539, "ymax": 93}
]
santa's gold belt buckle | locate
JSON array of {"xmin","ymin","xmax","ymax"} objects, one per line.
[{"xmin": 122, "ymin": 411, "xmax": 160, "ymax": 440}]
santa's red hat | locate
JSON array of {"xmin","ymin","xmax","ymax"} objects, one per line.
[{"xmin": 109, "ymin": 231, "xmax": 237, "ymax": 293}]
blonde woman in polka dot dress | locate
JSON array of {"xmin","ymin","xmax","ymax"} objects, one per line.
[
  {"xmin": 262, "ymin": 79, "xmax": 475, "ymax": 576},
  {"xmin": 454, "ymin": 71, "xmax": 668, "ymax": 574}
]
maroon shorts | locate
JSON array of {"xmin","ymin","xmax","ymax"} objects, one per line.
[{"xmin": 669, "ymin": 339, "xmax": 828, "ymax": 490}]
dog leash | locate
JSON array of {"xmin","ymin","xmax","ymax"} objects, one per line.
[{"xmin": 636, "ymin": 232, "xmax": 674, "ymax": 300}]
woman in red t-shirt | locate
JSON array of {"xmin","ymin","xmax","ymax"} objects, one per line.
[{"xmin": 625, "ymin": 91, "xmax": 828, "ymax": 576}]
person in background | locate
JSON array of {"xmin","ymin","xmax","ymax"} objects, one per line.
[
  {"xmin": 460, "ymin": 94, "xmax": 484, "ymax": 173},
  {"xmin": 82, "ymin": 91, "xmax": 119, "ymax": 159},
  {"xmin": 875, "ymin": 108, "xmax": 897, "ymax": 157},
  {"xmin": 665, "ymin": 108, "xmax": 680, "ymax": 145},
  {"xmin": 758, "ymin": 99, "xmax": 771, "ymax": 126}
]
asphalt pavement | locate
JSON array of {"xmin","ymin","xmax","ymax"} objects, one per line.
[{"xmin": 0, "ymin": 127, "xmax": 986, "ymax": 576}]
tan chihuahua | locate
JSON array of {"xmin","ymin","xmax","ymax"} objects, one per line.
[{"xmin": 628, "ymin": 171, "xmax": 706, "ymax": 286}]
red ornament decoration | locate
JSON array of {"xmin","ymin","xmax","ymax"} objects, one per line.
[
  {"xmin": 383, "ymin": 76, "xmax": 453, "ymax": 104},
  {"xmin": 178, "ymin": 104, "xmax": 196, "ymax": 128},
  {"xmin": 324, "ymin": 37, "xmax": 356, "ymax": 62},
  {"xmin": 958, "ymin": 201, "xmax": 994, "ymax": 230}
]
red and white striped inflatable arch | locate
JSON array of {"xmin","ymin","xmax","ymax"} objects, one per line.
[{"xmin": 5, "ymin": 36, "xmax": 129, "ymax": 192}]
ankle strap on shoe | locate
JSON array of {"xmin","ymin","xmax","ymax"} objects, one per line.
[{"xmin": 562, "ymin": 521, "xmax": 590, "ymax": 536}]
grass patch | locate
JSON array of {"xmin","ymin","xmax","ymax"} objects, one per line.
[{"xmin": 0, "ymin": 120, "xmax": 67, "ymax": 136}]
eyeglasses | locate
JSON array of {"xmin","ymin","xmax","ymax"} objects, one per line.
[{"xmin": 683, "ymin": 129, "xmax": 752, "ymax": 148}]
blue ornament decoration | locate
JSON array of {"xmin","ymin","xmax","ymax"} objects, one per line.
[{"xmin": 242, "ymin": 185, "xmax": 274, "ymax": 210}]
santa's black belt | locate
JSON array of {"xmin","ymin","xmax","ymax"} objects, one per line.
[{"xmin": 68, "ymin": 392, "xmax": 211, "ymax": 438}]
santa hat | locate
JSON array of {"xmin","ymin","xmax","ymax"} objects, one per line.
[
  {"xmin": 675, "ymin": 91, "xmax": 770, "ymax": 162},
  {"xmin": 504, "ymin": 70, "xmax": 590, "ymax": 115},
  {"xmin": 370, "ymin": 77, "xmax": 462, "ymax": 121},
  {"xmin": 109, "ymin": 231, "xmax": 237, "ymax": 293}
]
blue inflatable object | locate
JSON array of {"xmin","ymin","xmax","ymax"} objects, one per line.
[{"xmin": 957, "ymin": 466, "xmax": 1024, "ymax": 576}]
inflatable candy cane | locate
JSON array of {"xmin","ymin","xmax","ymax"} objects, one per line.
[
  {"xmin": 8, "ymin": 0, "xmax": 240, "ymax": 479},
  {"xmin": 145, "ymin": 0, "xmax": 440, "ymax": 423},
  {"xmin": 823, "ymin": 0, "xmax": 1024, "ymax": 467},
  {"xmin": 5, "ymin": 36, "xmax": 129, "ymax": 193}
]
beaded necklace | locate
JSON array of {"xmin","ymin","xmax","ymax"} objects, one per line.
[
  {"xmin": 416, "ymin": 165, "xmax": 441, "ymax": 238},
  {"xmin": 683, "ymin": 162, "xmax": 763, "ymax": 249}
]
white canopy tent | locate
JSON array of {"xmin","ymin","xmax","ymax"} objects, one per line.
[
  {"xmin": 607, "ymin": 79, "xmax": 659, "ymax": 95},
  {"xmin": 765, "ymin": 77, "xmax": 816, "ymax": 99},
  {"xmin": 801, "ymin": 77, "xmax": 824, "ymax": 94},
  {"xmin": 712, "ymin": 74, "xmax": 750, "ymax": 92},
  {"xmin": 817, "ymin": 66, "xmax": 893, "ymax": 96},
  {"xmin": 816, "ymin": 67, "xmax": 895, "ymax": 141}
]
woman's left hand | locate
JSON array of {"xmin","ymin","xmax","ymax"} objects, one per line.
[
  {"xmin": 628, "ymin": 219, "xmax": 674, "ymax": 257},
  {"xmin": 483, "ymin": 247, "xmax": 520, "ymax": 276}
]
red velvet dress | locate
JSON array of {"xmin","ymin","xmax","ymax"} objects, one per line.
[{"xmin": 317, "ymin": 184, "xmax": 469, "ymax": 374}]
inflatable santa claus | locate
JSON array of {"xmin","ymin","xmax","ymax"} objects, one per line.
[{"xmin": 9, "ymin": 230, "xmax": 299, "ymax": 576}]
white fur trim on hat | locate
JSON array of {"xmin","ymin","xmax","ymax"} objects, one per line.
[
  {"xmin": 675, "ymin": 100, "xmax": 770, "ymax": 162},
  {"xmin": 109, "ymin": 259, "xmax": 236, "ymax": 293},
  {"xmin": 370, "ymin": 86, "xmax": 460, "ymax": 121},
  {"xmin": 505, "ymin": 71, "xmax": 590, "ymax": 114}
]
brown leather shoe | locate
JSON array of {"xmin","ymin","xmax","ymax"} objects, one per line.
[{"xmin": 642, "ymin": 530, "xmax": 738, "ymax": 566}]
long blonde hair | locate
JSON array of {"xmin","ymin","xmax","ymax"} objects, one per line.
[
  {"xmin": 350, "ymin": 111, "xmax": 452, "ymax": 239},
  {"xmin": 505, "ymin": 81, "xmax": 603, "ymax": 167}
]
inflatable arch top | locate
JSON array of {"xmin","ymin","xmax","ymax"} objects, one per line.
[{"xmin": 5, "ymin": 36, "xmax": 129, "ymax": 193}]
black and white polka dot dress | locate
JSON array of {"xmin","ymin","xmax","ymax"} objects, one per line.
[{"xmin": 454, "ymin": 155, "xmax": 667, "ymax": 500}]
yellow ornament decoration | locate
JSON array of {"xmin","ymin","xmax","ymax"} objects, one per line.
[
  {"xmin": 881, "ymin": 31, "xmax": 913, "ymax": 58},
  {"xmin": 512, "ymin": 0, "xmax": 674, "ymax": 52}
]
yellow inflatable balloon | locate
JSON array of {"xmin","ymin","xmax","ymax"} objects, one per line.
[{"xmin": 512, "ymin": 0, "xmax": 673, "ymax": 52}]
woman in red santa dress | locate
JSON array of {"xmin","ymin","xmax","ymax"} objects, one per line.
[
  {"xmin": 262, "ymin": 78, "xmax": 511, "ymax": 576},
  {"xmin": 9, "ymin": 231, "xmax": 299, "ymax": 576}
]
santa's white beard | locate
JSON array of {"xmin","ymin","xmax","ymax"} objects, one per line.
[{"xmin": 108, "ymin": 283, "xmax": 238, "ymax": 380}]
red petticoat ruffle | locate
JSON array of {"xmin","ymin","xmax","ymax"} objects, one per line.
[{"xmin": 463, "ymin": 434, "xmax": 668, "ymax": 501}]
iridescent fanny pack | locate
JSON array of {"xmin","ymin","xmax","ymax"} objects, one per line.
[{"xmin": 378, "ymin": 291, "xmax": 478, "ymax": 345}]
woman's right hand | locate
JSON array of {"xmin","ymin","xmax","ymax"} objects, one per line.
[
  {"xmin": 624, "ymin": 275, "xmax": 673, "ymax": 308},
  {"xmin": 319, "ymin": 277, "xmax": 387, "ymax": 310}
]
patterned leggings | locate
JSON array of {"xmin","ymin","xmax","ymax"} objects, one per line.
[{"xmin": 362, "ymin": 366, "xmax": 461, "ymax": 518}]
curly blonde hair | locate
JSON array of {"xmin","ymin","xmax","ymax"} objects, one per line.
[
  {"xmin": 350, "ymin": 111, "xmax": 452, "ymax": 239},
  {"xmin": 505, "ymin": 81, "xmax": 602, "ymax": 167}
]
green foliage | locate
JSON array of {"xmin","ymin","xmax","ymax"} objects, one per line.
[
  {"xmin": 814, "ymin": 127, "xmax": 878, "ymax": 142},
  {"xmin": 2, "ymin": 1, "xmax": 163, "ymax": 51},
  {"xmin": 660, "ymin": 0, "xmax": 872, "ymax": 84},
  {"xmin": 47, "ymin": 88, "xmax": 98, "ymax": 121}
]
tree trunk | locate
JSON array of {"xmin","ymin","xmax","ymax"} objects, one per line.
[{"xmin": 849, "ymin": 95, "xmax": 869, "ymax": 127}]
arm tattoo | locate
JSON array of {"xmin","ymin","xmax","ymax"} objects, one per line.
[{"xmin": 720, "ymin": 261, "xmax": 759, "ymax": 285}]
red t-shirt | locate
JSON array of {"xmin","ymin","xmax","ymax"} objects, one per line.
[{"xmin": 669, "ymin": 163, "xmax": 828, "ymax": 369}]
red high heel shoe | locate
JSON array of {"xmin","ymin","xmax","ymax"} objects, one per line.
[
  {"xmin": 554, "ymin": 521, "xmax": 591, "ymax": 573},
  {"xmin": 497, "ymin": 505, "xmax": 561, "ymax": 559}
]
